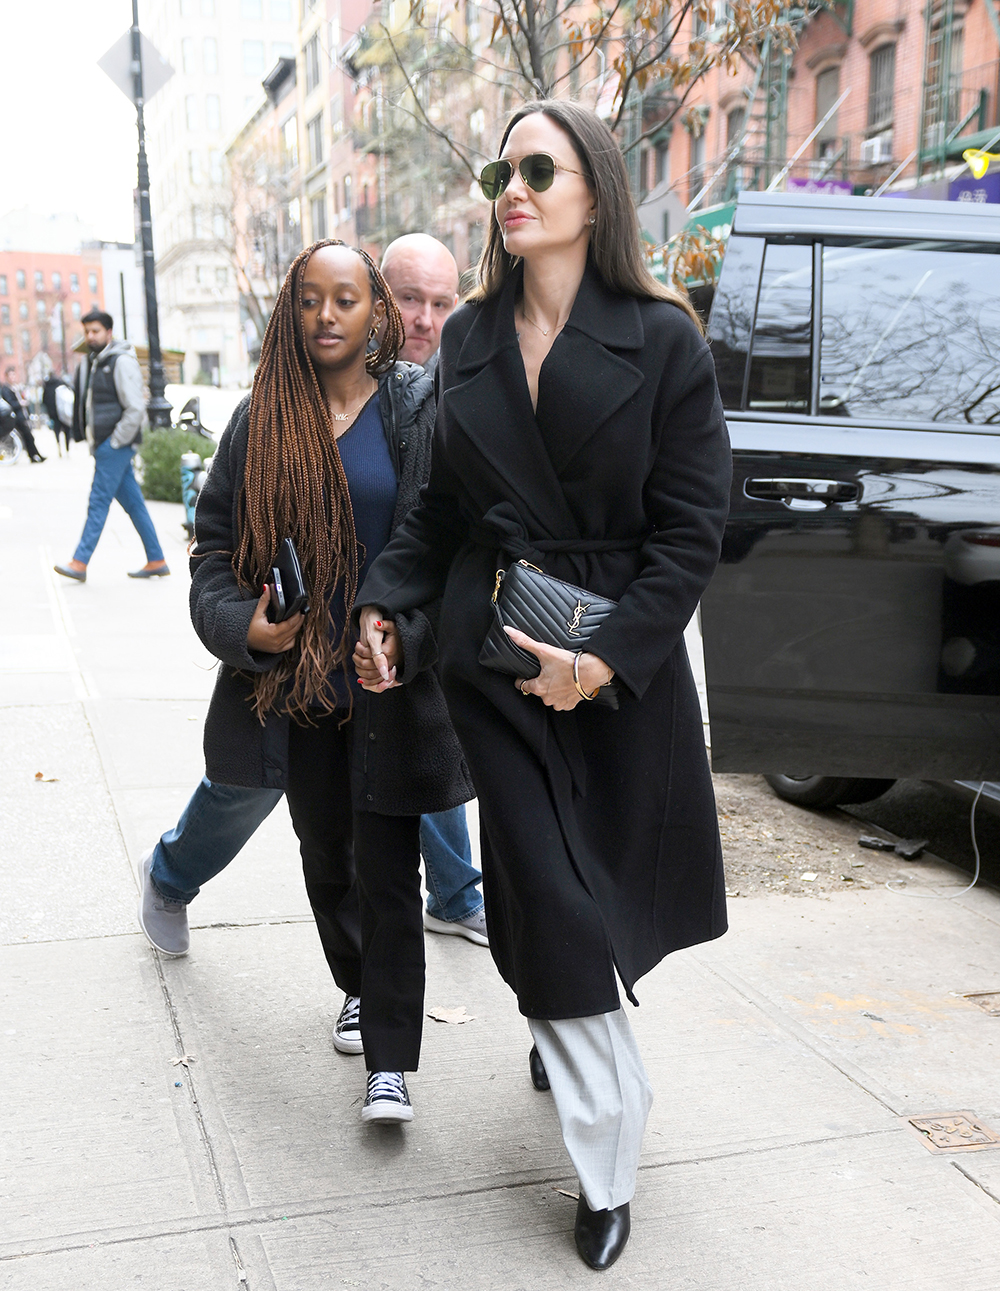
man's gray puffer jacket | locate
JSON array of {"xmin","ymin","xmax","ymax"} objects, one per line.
[{"xmin": 189, "ymin": 360, "xmax": 473, "ymax": 816}]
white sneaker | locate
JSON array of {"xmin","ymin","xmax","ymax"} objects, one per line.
[
  {"xmin": 422, "ymin": 906, "xmax": 488, "ymax": 946},
  {"xmin": 362, "ymin": 1071, "xmax": 413, "ymax": 1123},
  {"xmin": 333, "ymin": 994, "xmax": 363, "ymax": 1054}
]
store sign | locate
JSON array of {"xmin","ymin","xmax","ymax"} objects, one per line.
[
  {"xmin": 949, "ymin": 174, "xmax": 1000, "ymax": 204},
  {"xmin": 787, "ymin": 178, "xmax": 854, "ymax": 196}
]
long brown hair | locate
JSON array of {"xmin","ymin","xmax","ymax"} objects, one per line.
[
  {"xmin": 235, "ymin": 239, "xmax": 405, "ymax": 721},
  {"xmin": 469, "ymin": 99, "xmax": 702, "ymax": 330}
]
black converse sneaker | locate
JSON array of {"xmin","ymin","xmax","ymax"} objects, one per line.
[
  {"xmin": 362, "ymin": 1071, "xmax": 413, "ymax": 1123},
  {"xmin": 333, "ymin": 995, "xmax": 363, "ymax": 1054}
]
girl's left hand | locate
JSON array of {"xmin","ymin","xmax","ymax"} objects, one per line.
[{"xmin": 505, "ymin": 627, "xmax": 613, "ymax": 711}]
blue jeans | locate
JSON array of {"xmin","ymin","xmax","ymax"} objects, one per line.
[
  {"xmin": 74, "ymin": 439, "xmax": 164, "ymax": 564},
  {"xmin": 150, "ymin": 777, "xmax": 482, "ymax": 919}
]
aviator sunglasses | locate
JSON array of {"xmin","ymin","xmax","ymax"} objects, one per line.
[{"xmin": 479, "ymin": 152, "xmax": 585, "ymax": 202}]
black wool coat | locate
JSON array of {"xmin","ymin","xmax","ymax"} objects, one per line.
[
  {"xmin": 189, "ymin": 362, "xmax": 474, "ymax": 817},
  {"xmin": 357, "ymin": 263, "xmax": 732, "ymax": 1019}
]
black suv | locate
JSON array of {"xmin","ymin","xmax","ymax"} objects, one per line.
[{"xmin": 701, "ymin": 190, "xmax": 1000, "ymax": 808}]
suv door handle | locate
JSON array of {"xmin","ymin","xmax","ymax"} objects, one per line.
[{"xmin": 744, "ymin": 478, "xmax": 861, "ymax": 506}]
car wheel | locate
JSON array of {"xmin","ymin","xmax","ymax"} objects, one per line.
[{"xmin": 763, "ymin": 775, "xmax": 896, "ymax": 809}]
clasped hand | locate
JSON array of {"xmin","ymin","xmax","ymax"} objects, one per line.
[
  {"xmin": 354, "ymin": 605, "xmax": 401, "ymax": 691},
  {"xmin": 245, "ymin": 585, "xmax": 305, "ymax": 653},
  {"xmin": 505, "ymin": 627, "xmax": 612, "ymax": 710}
]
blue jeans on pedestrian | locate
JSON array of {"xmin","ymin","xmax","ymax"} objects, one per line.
[
  {"xmin": 420, "ymin": 805, "xmax": 483, "ymax": 921},
  {"xmin": 74, "ymin": 439, "xmax": 164, "ymax": 565},
  {"xmin": 150, "ymin": 778, "xmax": 482, "ymax": 919}
]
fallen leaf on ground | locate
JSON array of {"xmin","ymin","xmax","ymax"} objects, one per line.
[
  {"xmin": 426, "ymin": 1006, "xmax": 475, "ymax": 1024},
  {"xmin": 171, "ymin": 1053, "xmax": 197, "ymax": 1066},
  {"xmin": 34, "ymin": 772, "xmax": 59, "ymax": 782},
  {"xmin": 553, "ymin": 1188, "xmax": 580, "ymax": 1200}
]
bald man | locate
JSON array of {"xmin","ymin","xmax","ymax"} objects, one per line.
[{"xmin": 380, "ymin": 234, "xmax": 460, "ymax": 373}]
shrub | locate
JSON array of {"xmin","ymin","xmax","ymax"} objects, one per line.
[{"xmin": 137, "ymin": 429, "xmax": 212, "ymax": 503}]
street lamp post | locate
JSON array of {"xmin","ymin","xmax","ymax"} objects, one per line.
[{"xmin": 130, "ymin": 0, "xmax": 172, "ymax": 428}]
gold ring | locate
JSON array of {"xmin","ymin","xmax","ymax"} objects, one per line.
[{"xmin": 518, "ymin": 679, "xmax": 529, "ymax": 695}]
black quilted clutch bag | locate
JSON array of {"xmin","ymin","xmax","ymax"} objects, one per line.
[{"xmin": 479, "ymin": 559, "xmax": 619, "ymax": 709}]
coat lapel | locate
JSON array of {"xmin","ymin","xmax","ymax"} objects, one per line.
[
  {"xmin": 444, "ymin": 268, "xmax": 578, "ymax": 539},
  {"xmin": 535, "ymin": 266, "xmax": 646, "ymax": 474}
]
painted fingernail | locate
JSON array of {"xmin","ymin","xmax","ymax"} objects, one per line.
[{"xmin": 375, "ymin": 620, "xmax": 383, "ymax": 628}]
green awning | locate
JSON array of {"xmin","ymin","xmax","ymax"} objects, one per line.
[{"xmin": 683, "ymin": 201, "xmax": 736, "ymax": 239}]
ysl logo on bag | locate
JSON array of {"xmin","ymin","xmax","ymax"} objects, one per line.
[{"xmin": 567, "ymin": 600, "xmax": 590, "ymax": 636}]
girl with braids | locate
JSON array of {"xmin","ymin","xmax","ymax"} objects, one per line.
[{"xmin": 189, "ymin": 240, "xmax": 473, "ymax": 1123}]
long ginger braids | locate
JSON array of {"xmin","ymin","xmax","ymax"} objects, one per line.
[{"xmin": 235, "ymin": 239, "xmax": 404, "ymax": 721}]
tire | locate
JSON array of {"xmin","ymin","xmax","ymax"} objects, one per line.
[{"xmin": 763, "ymin": 775, "xmax": 896, "ymax": 809}]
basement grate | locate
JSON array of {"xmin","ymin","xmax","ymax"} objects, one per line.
[
  {"xmin": 905, "ymin": 1112, "xmax": 1000, "ymax": 1154},
  {"xmin": 963, "ymin": 990, "xmax": 1000, "ymax": 1016}
]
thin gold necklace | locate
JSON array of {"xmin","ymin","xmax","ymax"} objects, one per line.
[
  {"xmin": 520, "ymin": 309, "xmax": 554, "ymax": 337},
  {"xmin": 330, "ymin": 378, "xmax": 375, "ymax": 423}
]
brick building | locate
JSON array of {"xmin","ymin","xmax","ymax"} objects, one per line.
[{"xmin": 0, "ymin": 249, "xmax": 104, "ymax": 384}]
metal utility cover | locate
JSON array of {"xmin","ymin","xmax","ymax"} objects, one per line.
[{"xmin": 904, "ymin": 1112, "xmax": 1000, "ymax": 1154}]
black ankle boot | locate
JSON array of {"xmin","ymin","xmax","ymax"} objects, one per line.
[
  {"xmin": 574, "ymin": 1195, "xmax": 630, "ymax": 1270},
  {"xmin": 528, "ymin": 1044, "xmax": 550, "ymax": 1091}
]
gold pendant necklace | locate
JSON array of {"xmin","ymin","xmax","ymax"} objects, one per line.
[
  {"xmin": 521, "ymin": 310, "xmax": 551, "ymax": 337},
  {"xmin": 331, "ymin": 379, "xmax": 375, "ymax": 423}
]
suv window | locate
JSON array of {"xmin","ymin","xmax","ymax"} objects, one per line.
[
  {"xmin": 706, "ymin": 234, "xmax": 763, "ymax": 408},
  {"xmin": 820, "ymin": 243, "xmax": 1000, "ymax": 424},
  {"xmin": 746, "ymin": 243, "xmax": 813, "ymax": 413}
]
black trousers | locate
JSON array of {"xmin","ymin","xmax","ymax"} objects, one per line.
[{"xmin": 285, "ymin": 712, "xmax": 425, "ymax": 1072}]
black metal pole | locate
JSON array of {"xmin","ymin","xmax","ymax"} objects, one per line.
[{"xmin": 131, "ymin": 0, "xmax": 171, "ymax": 427}]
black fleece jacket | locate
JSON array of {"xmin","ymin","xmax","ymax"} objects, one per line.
[{"xmin": 189, "ymin": 361, "xmax": 473, "ymax": 815}]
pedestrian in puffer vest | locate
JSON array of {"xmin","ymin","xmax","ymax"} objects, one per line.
[{"xmin": 55, "ymin": 309, "xmax": 168, "ymax": 583}]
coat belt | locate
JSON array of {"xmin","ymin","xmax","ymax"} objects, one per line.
[{"xmin": 468, "ymin": 501, "xmax": 645, "ymax": 564}]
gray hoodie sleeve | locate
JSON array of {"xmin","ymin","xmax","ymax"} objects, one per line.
[{"xmin": 109, "ymin": 350, "xmax": 146, "ymax": 448}]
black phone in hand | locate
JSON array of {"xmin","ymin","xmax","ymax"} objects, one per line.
[{"xmin": 265, "ymin": 538, "xmax": 310, "ymax": 624}]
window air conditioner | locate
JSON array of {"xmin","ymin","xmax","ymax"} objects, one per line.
[{"xmin": 861, "ymin": 132, "xmax": 893, "ymax": 165}]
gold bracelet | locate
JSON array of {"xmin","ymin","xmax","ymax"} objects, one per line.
[{"xmin": 573, "ymin": 651, "xmax": 602, "ymax": 701}]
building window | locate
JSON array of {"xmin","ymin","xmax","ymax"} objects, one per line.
[
  {"xmin": 241, "ymin": 0, "xmax": 263, "ymax": 16},
  {"xmin": 189, "ymin": 149, "xmax": 201, "ymax": 182},
  {"xmin": 204, "ymin": 37, "xmax": 218, "ymax": 74},
  {"xmin": 282, "ymin": 114, "xmax": 298, "ymax": 167},
  {"xmin": 208, "ymin": 150, "xmax": 224, "ymax": 183},
  {"xmin": 180, "ymin": 0, "xmax": 196, "ymax": 13},
  {"xmin": 216, "ymin": 267, "xmax": 228, "ymax": 286},
  {"xmin": 310, "ymin": 195, "xmax": 327, "ymax": 239},
  {"xmin": 867, "ymin": 44, "xmax": 896, "ymax": 133},
  {"xmin": 3, "ymin": 335, "xmax": 12, "ymax": 354},
  {"xmin": 815, "ymin": 65, "xmax": 841, "ymax": 157},
  {"xmin": 182, "ymin": 37, "xmax": 196, "ymax": 73},
  {"xmin": 19, "ymin": 301, "xmax": 28, "ymax": 321},
  {"xmin": 243, "ymin": 40, "xmax": 265, "ymax": 76},
  {"xmin": 343, "ymin": 173, "xmax": 352, "ymax": 214},
  {"xmin": 37, "ymin": 300, "xmax": 47, "ymax": 320},
  {"xmin": 185, "ymin": 94, "xmax": 198, "ymax": 131},
  {"xmin": 726, "ymin": 108, "xmax": 745, "ymax": 149},
  {"xmin": 71, "ymin": 301, "xmax": 81, "ymax": 320},
  {"xmin": 88, "ymin": 273, "xmax": 98, "ymax": 294},
  {"xmin": 16, "ymin": 270, "xmax": 25, "ymax": 290},
  {"xmin": 213, "ymin": 210, "xmax": 227, "ymax": 239},
  {"xmin": 304, "ymin": 33, "xmax": 321, "ymax": 94},
  {"xmin": 206, "ymin": 94, "xmax": 221, "ymax": 132},
  {"xmin": 271, "ymin": 0, "xmax": 292, "ymax": 19},
  {"xmin": 52, "ymin": 271, "xmax": 61, "ymax": 291},
  {"xmin": 202, "ymin": 0, "xmax": 216, "ymax": 15},
  {"xmin": 273, "ymin": 41, "xmax": 294, "ymax": 59},
  {"xmin": 0, "ymin": 305, "xmax": 8, "ymax": 325},
  {"xmin": 20, "ymin": 329, "xmax": 30, "ymax": 351},
  {"xmin": 34, "ymin": 270, "xmax": 44, "ymax": 290},
  {"xmin": 307, "ymin": 112, "xmax": 324, "ymax": 169},
  {"xmin": 0, "ymin": 275, "xmax": 5, "ymax": 294},
  {"xmin": 70, "ymin": 273, "xmax": 79, "ymax": 293}
]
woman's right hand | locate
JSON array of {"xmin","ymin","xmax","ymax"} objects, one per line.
[{"xmin": 246, "ymin": 585, "xmax": 305, "ymax": 654}]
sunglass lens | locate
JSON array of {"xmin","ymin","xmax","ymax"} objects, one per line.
[
  {"xmin": 521, "ymin": 154, "xmax": 555, "ymax": 192},
  {"xmin": 480, "ymin": 161, "xmax": 510, "ymax": 201}
]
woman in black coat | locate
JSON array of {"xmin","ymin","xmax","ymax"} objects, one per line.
[
  {"xmin": 190, "ymin": 241, "xmax": 472, "ymax": 1124},
  {"xmin": 356, "ymin": 102, "xmax": 731, "ymax": 1269}
]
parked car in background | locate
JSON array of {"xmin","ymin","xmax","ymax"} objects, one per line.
[{"xmin": 700, "ymin": 191, "xmax": 1000, "ymax": 809}]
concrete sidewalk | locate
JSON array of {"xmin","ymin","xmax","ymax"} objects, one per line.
[{"xmin": 2, "ymin": 444, "xmax": 1000, "ymax": 1289}]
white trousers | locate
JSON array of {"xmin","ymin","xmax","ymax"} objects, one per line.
[{"xmin": 527, "ymin": 1008, "xmax": 653, "ymax": 1211}]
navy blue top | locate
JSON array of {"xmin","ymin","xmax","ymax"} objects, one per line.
[{"xmin": 327, "ymin": 394, "xmax": 397, "ymax": 706}]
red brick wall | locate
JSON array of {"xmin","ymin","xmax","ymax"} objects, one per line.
[{"xmin": 0, "ymin": 251, "xmax": 105, "ymax": 383}]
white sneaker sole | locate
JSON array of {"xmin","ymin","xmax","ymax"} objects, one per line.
[
  {"xmin": 332, "ymin": 1031, "xmax": 364, "ymax": 1055},
  {"xmin": 362, "ymin": 1100, "xmax": 414, "ymax": 1123},
  {"xmin": 422, "ymin": 910, "xmax": 488, "ymax": 946}
]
